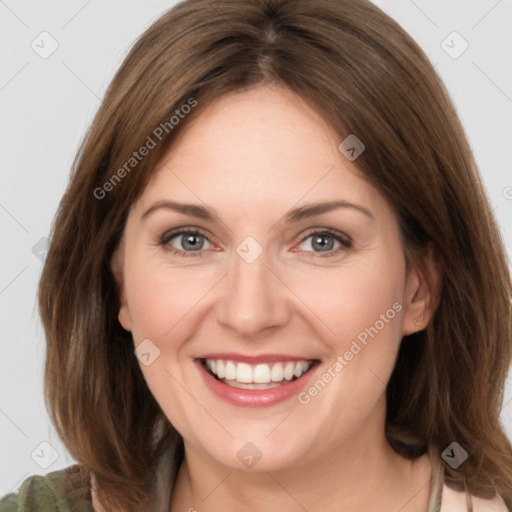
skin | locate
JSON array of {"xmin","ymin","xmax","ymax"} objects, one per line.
[{"xmin": 111, "ymin": 85, "xmax": 439, "ymax": 512}]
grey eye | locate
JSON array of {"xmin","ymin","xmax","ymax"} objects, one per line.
[
  {"xmin": 167, "ymin": 232, "xmax": 212, "ymax": 251},
  {"xmin": 299, "ymin": 233, "xmax": 340, "ymax": 253}
]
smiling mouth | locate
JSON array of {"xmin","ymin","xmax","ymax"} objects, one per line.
[{"xmin": 200, "ymin": 358, "xmax": 319, "ymax": 390}]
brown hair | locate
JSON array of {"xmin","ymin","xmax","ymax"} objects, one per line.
[{"xmin": 38, "ymin": 0, "xmax": 512, "ymax": 510}]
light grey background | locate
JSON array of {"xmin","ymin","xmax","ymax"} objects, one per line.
[{"xmin": 1, "ymin": 0, "xmax": 511, "ymax": 496}]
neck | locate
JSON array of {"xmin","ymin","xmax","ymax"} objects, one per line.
[{"xmin": 170, "ymin": 409, "xmax": 432, "ymax": 512}]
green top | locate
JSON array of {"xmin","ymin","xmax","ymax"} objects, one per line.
[
  {"xmin": 0, "ymin": 436, "xmax": 182, "ymax": 512},
  {"xmin": 0, "ymin": 464, "xmax": 94, "ymax": 512}
]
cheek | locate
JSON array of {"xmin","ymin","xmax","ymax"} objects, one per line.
[
  {"xmin": 289, "ymin": 250, "xmax": 406, "ymax": 350},
  {"xmin": 123, "ymin": 251, "xmax": 217, "ymax": 341},
  {"xmin": 289, "ymin": 248, "xmax": 406, "ymax": 413},
  {"xmin": 296, "ymin": 250, "xmax": 406, "ymax": 415},
  {"xmin": 121, "ymin": 252, "xmax": 214, "ymax": 433}
]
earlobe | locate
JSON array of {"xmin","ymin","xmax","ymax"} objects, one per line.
[
  {"xmin": 118, "ymin": 306, "xmax": 132, "ymax": 333},
  {"xmin": 402, "ymin": 244, "xmax": 441, "ymax": 336},
  {"xmin": 110, "ymin": 245, "xmax": 132, "ymax": 332},
  {"xmin": 412, "ymin": 314, "xmax": 424, "ymax": 328}
]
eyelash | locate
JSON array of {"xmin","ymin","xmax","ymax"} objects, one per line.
[{"xmin": 159, "ymin": 226, "xmax": 352, "ymax": 258}]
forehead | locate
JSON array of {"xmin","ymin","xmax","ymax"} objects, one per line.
[{"xmin": 132, "ymin": 85, "xmax": 388, "ymax": 221}]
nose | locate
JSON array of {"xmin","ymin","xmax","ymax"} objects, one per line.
[{"xmin": 215, "ymin": 247, "xmax": 292, "ymax": 338}]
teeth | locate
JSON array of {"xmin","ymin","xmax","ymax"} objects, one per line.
[
  {"xmin": 254, "ymin": 364, "xmax": 271, "ymax": 383},
  {"xmin": 216, "ymin": 360, "xmax": 225, "ymax": 378},
  {"xmin": 237, "ymin": 363, "xmax": 253, "ymax": 383},
  {"xmin": 225, "ymin": 361, "xmax": 236, "ymax": 380},
  {"xmin": 207, "ymin": 359, "xmax": 217, "ymax": 374},
  {"xmin": 270, "ymin": 362, "xmax": 283, "ymax": 382},
  {"xmin": 203, "ymin": 358, "xmax": 313, "ymax": 385},
  {"xmin": 284, "ymin": 362, "xmax": 295, "ymax": 380}
]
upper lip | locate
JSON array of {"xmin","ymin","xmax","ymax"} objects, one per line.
[{"xmin": 197, "ymin": 353, "xmax": 320, "ymax": 364}]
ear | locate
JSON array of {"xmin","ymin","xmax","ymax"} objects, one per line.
[
  {"xmin": 110, "ymin": 241, "xmax": 132, "ymax": 332},
  {"xmin": 401, "ymin": 243, "xmax": 441, "ymax": 336}
]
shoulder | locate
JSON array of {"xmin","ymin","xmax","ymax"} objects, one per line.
[
  {"xmin": 441, "ymin": 484, "xmax": 509, "ymax": 512},
  {"xmin": 0, "ymin": 464, "xmax": 94, "ymax": 512}
]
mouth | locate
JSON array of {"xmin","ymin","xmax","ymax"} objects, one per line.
[{"xmin": 200, "ymin": 358, "xmax": 317, "ymax": 390}]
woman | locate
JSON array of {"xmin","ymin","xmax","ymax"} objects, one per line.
[{"xmin": 1, "ymin": 0, "xmax": 510, "ymax": 511}]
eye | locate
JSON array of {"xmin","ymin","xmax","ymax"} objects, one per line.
[
  {"xmin": 160, "ymin": 227, "xmax": 214, "ymax": 256},
  {"xmin": 159, "ymin": 226, "xmax": 352, "ymax": 258},
  {"xmin": 295, "ymin": 228, "xmax": 352, "ymax": 257}
]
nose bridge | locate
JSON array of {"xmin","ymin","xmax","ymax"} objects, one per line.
[{"xmin": 216, "ymin": 243, "xmax": 291, "ymax": 336}]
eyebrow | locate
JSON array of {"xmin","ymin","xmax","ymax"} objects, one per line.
[{"xmin": 141, "ymin": 199, "xmax": 373, "ymax": 223}]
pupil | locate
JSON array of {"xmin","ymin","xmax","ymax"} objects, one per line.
[
  {"xmin": 183, "ymin": 234, "xmax": 203, "ymax": 250},
  {"xmin": 313, "ymin": 235, "xmax": 333, "ymax": 252}
]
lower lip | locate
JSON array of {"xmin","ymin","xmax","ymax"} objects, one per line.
[{"xmin": 195, "ymin": 359, "xmax": 319, "ymax": 408}]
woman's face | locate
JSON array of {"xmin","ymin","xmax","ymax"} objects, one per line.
[{"xmin": 114, "ymin": 85, "xmax": 428, "ymax": 472}]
